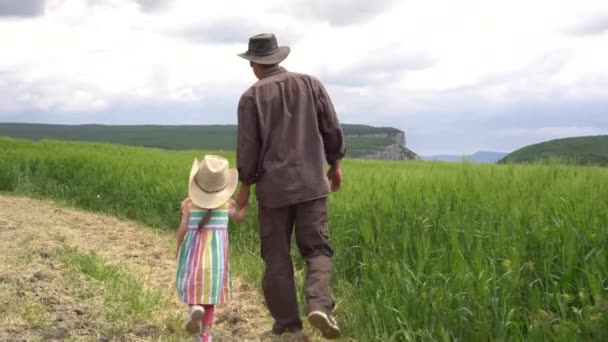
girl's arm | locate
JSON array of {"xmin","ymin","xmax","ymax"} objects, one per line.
[
  {"xmin": 176, "ymin": 198, "xmax": 191, "ymax": 258},
  {"xmin": 228, "ymin": 199, "xmax": 248, "ymax": 224}
]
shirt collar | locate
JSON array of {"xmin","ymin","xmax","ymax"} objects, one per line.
[{"xmin": 261, "ymin": 66, "xmax": 287, "ymax": 79}]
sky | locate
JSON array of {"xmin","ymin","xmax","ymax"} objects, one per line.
[{"xmin": 0, "ymin": 0, "xmax": 607, "ymax": 155}]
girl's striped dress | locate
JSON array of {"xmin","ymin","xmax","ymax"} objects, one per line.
[{"xmin": 176, "ymin": 203, "xmax": 232, "ymax": 305}]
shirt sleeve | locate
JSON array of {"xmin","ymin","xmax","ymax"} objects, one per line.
[
  {"xmin": 236, "ymin": 92, "xmax": 261, "ymax": 184},
  {"xmin": 315, "ymin": 80, "xmax": 346, "ymax": 165}
]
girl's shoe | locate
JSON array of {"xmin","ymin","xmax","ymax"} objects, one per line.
[
  {"xmin": 197, "ymin": 332, "xmax": 212, "ymax": 342},
  {"xmin": 186, "ymin": 305, "xmax": 205, "ymax": 335}
]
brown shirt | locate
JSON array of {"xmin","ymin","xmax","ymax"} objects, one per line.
[{"xmin": 237, "ymin": 66, "xmax": 346, "ymax": 208}]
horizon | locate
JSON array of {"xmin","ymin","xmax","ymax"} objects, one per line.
[
  {"xmin": 1, "ymin": 0, "xmax": 607, "ymax": 155},
  {"xmin": 4, "ymin": 121, "xmax": 608, "ymax": 156}
]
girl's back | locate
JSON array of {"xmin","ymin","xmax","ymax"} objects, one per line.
[{"xmin": 177, "ymin": 202, "xmax": 232, "ymax": 305}]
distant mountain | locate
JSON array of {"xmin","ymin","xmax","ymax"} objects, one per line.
[
  {"xmin": 423, "ymin": 151, "xmax": 507, "ymax": 163},
  {"xmin": 500, "ymin": 135, "xmax": 608, "ymax": 166},
  {"xmin": 470, "ymin": 151, "xmax": 509, "ymax": 163},
  {"xmin": 0, "ymin": 123, "xmax": 418, "ymax": 160},
  {"xmin": 422, "ymin": 154, "xmax": 466, "ymax": 162}
]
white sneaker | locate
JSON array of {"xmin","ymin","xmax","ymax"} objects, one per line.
[
  {"xmin": 186, "ymin": 305, "xmax": 205, "ymax": 335},
  {"xmin": 307, "ymin": 310, "xmax": 341, "ymax": 339}
]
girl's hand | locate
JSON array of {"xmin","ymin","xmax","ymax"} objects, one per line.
[
  {"xmin": 228, "ymin": 199, "xmax": 248, "ymax": 223},
  {"xmin": 180, "ymin": 198, "xmax": 192, "ymax": 217},
  {"xmin": 176, "ymin": 198, "xmax": 191, "ymax": 260}
]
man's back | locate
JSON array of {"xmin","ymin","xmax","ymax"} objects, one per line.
[{"xmin": 237, "ymin": 66, "xmax": 345, "ymax": 208}]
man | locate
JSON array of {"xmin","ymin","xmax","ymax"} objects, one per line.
[{"xmin": 234, "ymin": 33, "xmax": 345, "ymax": 339}]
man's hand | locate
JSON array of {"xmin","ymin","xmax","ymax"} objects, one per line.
[
  {"xmin": 235, "ymin": 182, "xmax": 251, "ymax": 209},
  {"xmin": 228, "ymin": 199, "xmax": 248, "ymax": 223},
  {"xmin": 327, "ymin": 161, "xmax": 343, "ymax": 192}
]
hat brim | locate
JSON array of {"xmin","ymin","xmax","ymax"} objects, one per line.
[
  {"xmin": 188, "ymin": 159, "xmax": 239, "ymax": 209},
  {"xmin": 237, "ymin": 46, "xmax": 290, "ymax": 65}
]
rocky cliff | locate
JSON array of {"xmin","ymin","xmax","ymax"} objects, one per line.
[{"xmin": 359, "ymin": 132, "xmax": 420, "ymax": 161}]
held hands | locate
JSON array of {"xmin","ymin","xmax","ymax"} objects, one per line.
[
  {"xmin": 233, "ymin": 182, "xmax": 251, "ymax": 224},
  {"xmin": 228, "ymin": 199, "xmax": 248, "ymax": 223},
  {"xmin": 235, "ymin": 182, "xmax": 251, "ymax": 209}
]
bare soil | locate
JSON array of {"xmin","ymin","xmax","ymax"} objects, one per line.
[{"xmin": 0, "ymin": 195, "xmax": 313, "ymax": 342}]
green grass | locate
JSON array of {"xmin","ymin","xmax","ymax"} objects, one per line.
[
  {"xmin": 0, "ymin": 299, "xmax": 51, "ymax": 330},
  {"xmin": 500, "ymin": 135, "xmax": 608, "ymax": 166},
  {"xmin": 1, "ymin": 137, "xmax": 607, "ymax": 341},
  {"xmin": 57, "ymin": 247, "xmax": 176, "ymax": 337},
  {"xmin": 0, "ymin": 278, "xmax": 52, "ymax": 330}
]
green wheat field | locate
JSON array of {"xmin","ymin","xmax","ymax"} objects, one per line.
[{"xmin": 1, "ymin": 136, "xmax": 607, "ymax": 341}]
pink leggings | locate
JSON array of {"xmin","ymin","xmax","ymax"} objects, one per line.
[
  {"xmin": 190, "ymin": 304, "xmax": 215, "ymax": 326},
  {"xmin": 201, "ymin": 305, "xmax": 214, "ymax": 326}
]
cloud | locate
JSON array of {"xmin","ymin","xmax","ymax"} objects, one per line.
[
  {"xmin": 321, "ymin": 52, "xmax": 437, "ymax": 87},
  {"xmin": 389, "ymin": 95, "xmax": 608, "ymax": 155},
  {"xmin": 0, "ymin": 50, "xmax": 250, "ymax": 116},
  {"xmin": 1, "ymin": 0, "xmax": 608, "ymax": 155},
  {"xmin": 178, "ymin": 17, "xmax": 302, "ymax": 45},
  {"xmin": 273, "ymin": 0, "xmax": 399, "ymax": 27},
  {"xmin": 319, "ymin": 46, "xmax": 608, "ymax": 154},
  {"xmin": 0, "ymin": 67, "xmax": 109, "ymax": 113},
  {"xmin": 0, "ymin": 0, "xmax": 45, "ymax": 17},
  {"xmin": 0, "ymin": 88, "xmax": 242, "ymax": 125},
  {"xmin": 181, "ymin": 19, "xmax": 259, "ymax": 44},
  {"xmin": 86, "ymin": 0, "xmax": 171, "ymax": 13},
  {"xmin": 180, "ymin": 19, "xmax": 282, "ymax": 45},
  {"xmin": 567, "ymin": 14, "xmax": 608, "ymax": 35},
  {"xmin": 434, "ymin": 49, "xmax": 574, "ymax": 107},
  {"xmin": 134, "ymin": 0, "xmax": 170, "ymax": 13}
]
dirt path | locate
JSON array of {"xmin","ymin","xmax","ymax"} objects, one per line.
[{"xmin": 0, "ymin": 195, "xmax": 312, "ymax": 342}]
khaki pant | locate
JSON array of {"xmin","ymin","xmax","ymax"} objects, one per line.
[{"xmin": 258, "ymin": 197, "xmax": 334, "ymax": 332}]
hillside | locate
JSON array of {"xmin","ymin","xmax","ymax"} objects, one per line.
[
  {"xmin": 500, "ymin": 135, "xmax": 608, "ymax": 166},
  {"xmin": 0, "ymin": 123, "xmax": 417, "ymax": 160}
]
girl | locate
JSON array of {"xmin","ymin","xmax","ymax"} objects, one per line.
[{"xmin": 176, "ymin": 155, "xmax": 247, "ymax": 342}]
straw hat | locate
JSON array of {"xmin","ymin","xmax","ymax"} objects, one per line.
[{"xmin": 188, "ymin": 155, "xmax": 238, "ymax": 209}]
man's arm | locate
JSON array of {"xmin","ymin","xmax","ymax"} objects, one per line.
[
  {"xmin": 235, "ymin": 182, "xmax": 251, "ymax": 209},
  {"xmin": 315, "ymin": 80, "xmax": 345, "ymax": 191},
  {"xmin": 236, "ymin": 93, "xmax": 260, "ymax": 206}
]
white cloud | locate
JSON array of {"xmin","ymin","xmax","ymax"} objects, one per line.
[
  {"xmin": 565, "ymin": 13, "xmax": 608, "ymax": 36},
  {"xmin": 272, "ymin": 0, "xmax": 399, "ymax": 27},
  {"xmin": 133, "ymin": 0, "xmax": 171, "ymax": 13},
  {"xmin": 0, "ymin": 0, "xmax": 607, "ymax": 154}
]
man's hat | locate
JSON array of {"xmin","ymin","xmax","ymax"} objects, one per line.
[{"xmin": 237, "ymin": 33, "xmax": 290, "ymax": 65}]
